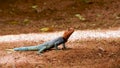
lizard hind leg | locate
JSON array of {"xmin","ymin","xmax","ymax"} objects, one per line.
[{"xmin": 37, "ymin": 46, "xmax": 46, "ymax": 54}]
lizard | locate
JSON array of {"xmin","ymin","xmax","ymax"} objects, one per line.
[{"xmin": 6, "ymin": 28, "xmax": 74, "ymax": 54}]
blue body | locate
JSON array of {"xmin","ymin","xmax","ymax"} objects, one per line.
[{"xmin": 14, "ymin": 37, "xmax": 66, "ymax": 53}]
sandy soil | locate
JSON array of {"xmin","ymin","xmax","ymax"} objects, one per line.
[{"xmin": 0, "ymin": 29, "xmax": 120, "ymax": 43}]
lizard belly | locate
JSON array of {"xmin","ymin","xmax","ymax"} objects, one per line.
[
  {"xmin": 37, "ymin": 41, "xmax": 54, "ymax": 50},
  {"xmin": 44, "ymin": 41, "xmax": 54, "ymax": 49}
]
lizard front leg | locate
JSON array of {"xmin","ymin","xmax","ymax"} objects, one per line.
[
  {"xmin": 54, "ymin": 43, "xmax": 60, "ymax": 50},
  {"xmin": 62, "ymin": 43, "xmax": 67, "ymax": 50}
]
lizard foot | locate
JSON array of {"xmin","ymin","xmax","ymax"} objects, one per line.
[
  {"xmin": 55, "ymin": 48, "xmax": 60, "ymax": 50},
  {"xmin": 62, "ymin": 48, "xmax": 67, "ymax": 50},
  {"xmin": 36, "ymin": 52, "xmax": 43, "ymax": 55}
]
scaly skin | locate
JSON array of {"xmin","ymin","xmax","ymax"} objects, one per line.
[{"xmin": 6, "ymin": 28, "xmax": 74, "ymax": 54}]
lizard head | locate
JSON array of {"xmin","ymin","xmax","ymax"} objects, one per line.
[{"xmin": 63, "ymin": 28, "xmax": 74, "ymax": 41}]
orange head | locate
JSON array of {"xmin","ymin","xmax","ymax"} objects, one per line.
[{"xmin": 63, "ymin": 28, "xmax": 74, "ymax": 41}]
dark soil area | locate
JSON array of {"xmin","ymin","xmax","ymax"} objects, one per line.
[{"xmin": 0, "ymin": 0, "xmax": 120, "ymax": 35}]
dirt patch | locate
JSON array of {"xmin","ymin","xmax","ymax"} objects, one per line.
[{"xmin": 0, "ymin": 38, "xmax": 120, "ymax": 68}]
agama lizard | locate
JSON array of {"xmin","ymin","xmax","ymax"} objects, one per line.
[{"xmin": 6, "ymin": 28, "xmax": 74, "ymax": 54}]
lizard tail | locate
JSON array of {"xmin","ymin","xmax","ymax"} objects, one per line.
[{"xmin": 14, "ymin": 46, "xmax": 39, "ymax": 51}]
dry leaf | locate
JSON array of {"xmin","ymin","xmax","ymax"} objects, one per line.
[
  {"xmin": 75, "ymin": 14, "xmax": 86, "ymax": 21},
  {"xmin": 40, "ymin": 27, "xmax": 54, "ymax": 32},
  {"xmin": 32, "ymin": 5, "xmax": 38, "ymax": 9},
  {"xmin": 23, "ymin": 19, "xmax": 30, "ymax": 24},
  {"xmin": 9, "ymin": 21, "xmax": 19, "ymax": 25}
]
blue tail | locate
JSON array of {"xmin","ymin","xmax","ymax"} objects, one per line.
[{"xmin": 14, "ymin": 46, "xmax": 39, "ymax": 51}]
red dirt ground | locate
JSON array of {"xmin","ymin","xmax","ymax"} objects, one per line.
[
  {"xmin": 0, "ymin": 0, "xmax": 120, "ymax": 68},
  {"xmin": 0, "ymin": 38, "xmax": 120, "ymax": 68}
]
